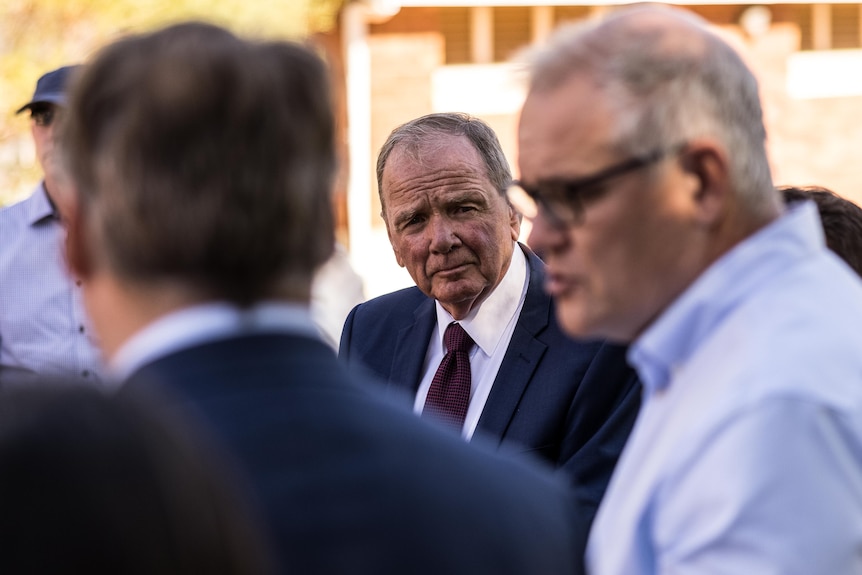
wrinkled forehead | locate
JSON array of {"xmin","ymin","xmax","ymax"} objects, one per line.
[{"xmin": 380, "ymin": 134, "xmax": 503, "ymax": 218}]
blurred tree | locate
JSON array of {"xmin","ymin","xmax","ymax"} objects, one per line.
[{"xmin": 0, "ymin": 0, "xmax": 343, "ymax": 205}]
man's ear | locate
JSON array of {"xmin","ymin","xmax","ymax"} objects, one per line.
[
  {"xmin": 64, "ymin": 194, "xmax": 94, "ymax": 280},
  {"xmin": 679, "ymin": 139, "xmax": 731, "ymax": 228},
  {"xmin": 508, "ymin": 201, "xmax": 521, "ymax": 242}
]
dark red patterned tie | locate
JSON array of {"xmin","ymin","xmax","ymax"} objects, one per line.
[{"xmin": 423, "ymin": 322, "xmax": 475, "ymax": 429}]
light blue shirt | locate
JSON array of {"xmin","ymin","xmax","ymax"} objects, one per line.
[
  {"xmin": 0, "ymin": 183, "xmax": 103, "ymax": 383},
  {"xmin": 588, "ymin": 202, "xmax": 862, "ymax": 575}
]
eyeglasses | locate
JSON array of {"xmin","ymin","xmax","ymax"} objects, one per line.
[
  {"xmin": 508, "ymin": 144, "xmax": 683, "ymax": 228},
  {"xmin": 30, "ymin": 106, "xmax": 57, "ymax": 127}
]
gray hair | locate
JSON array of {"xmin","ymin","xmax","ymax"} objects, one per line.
[
  {"xmin": 524, "ymin": 6, "xmax": 774, "ymax": 214},
  {"xmin": 376, "ymin": 112, "xmax": 512, "ymax": 212}
]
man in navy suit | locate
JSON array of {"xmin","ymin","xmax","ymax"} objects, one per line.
[
  {"xmin": 340, "ymin": 113, "xmax": 641, "ymax": 536},
  {"xmin": 61, "ymin": 23, "xmax": 582, "ymax": 574}
]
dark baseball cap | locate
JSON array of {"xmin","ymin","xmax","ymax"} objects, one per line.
[{"xmin": 15, "ymin": 65, "xmax": 81, "ymax": 114}]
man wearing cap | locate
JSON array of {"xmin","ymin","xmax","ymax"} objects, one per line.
[{"xmin": 0, "ymin": 65, "xmax": 103, "ymax": 384}]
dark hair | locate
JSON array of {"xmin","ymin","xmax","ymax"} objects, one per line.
[
  {"xmin": 0, "ymin": 383, "xmax": 272, "ymax": 574},
  {"xmin": 376, "ymin": 112, "xmax": 512, "ymax": 212},
  {"xmin": 780, "ymin": 185, "xmax": 862, "ymax": 277},
  {"xmin": 63, "ymin": 22, "xmax": 335, "ymax": 305}
]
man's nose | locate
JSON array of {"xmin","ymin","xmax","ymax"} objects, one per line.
[{"xmin": 428, "ymin": 215, "xmax": 460, "ymax": 254}]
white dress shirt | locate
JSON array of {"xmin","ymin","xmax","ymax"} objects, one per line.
[
  {"xmin": 414, "ymin": 243, "xmax": 528, "ymax": 439},
  {"xmin": 588, "ymin": 203, "xmax": 862, "ymax": 575}
]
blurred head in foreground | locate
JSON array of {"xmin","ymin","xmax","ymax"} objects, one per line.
[
  {"xmin": 0, "ymin": 383, "xmax": 272, "ymax": 574},
  {"xmin": 61, "ymin": 22, "xmax": 336, "ymax": 359}
]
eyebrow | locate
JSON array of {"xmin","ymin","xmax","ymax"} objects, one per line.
[{"xmin": 392, "ymin": 208, "xmax": 421, "ymax": 227}]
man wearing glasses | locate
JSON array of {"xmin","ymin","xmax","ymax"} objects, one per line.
[
  {"xmin": 517, "ymin": 5, "xmax": 862, "ymax": 574},
  {"xmin": 0, "ymin": 66, "xmax": 103, "ymax": 384}
]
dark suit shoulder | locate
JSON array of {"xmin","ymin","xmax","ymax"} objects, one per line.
[
  {"xmin": 125, "ymin": 334, "xmax": 583, "ymax": 575},
  {"xmin": 339, "ymin": 286, "xmax": 434, "ymax": 387}
]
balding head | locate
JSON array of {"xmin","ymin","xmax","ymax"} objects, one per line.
[
  {"xmin": 524, "ymin": 5, "xmax": 775, "ymax": 214},
  {"xmin": 528, "ymin": 6, "xmax": 709, "ymax": 92}
]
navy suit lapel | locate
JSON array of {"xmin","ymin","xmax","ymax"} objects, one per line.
[
  {"xmin": 475, "ymin": 246, "xmax": 551, "ymax": 443},
  {"xmin": 389, "ymin": 297, "xmax": 436, "ymax": 393}
]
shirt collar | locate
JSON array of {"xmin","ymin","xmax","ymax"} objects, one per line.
[
  {"xmin": 434, "ymin": 242, "xmax": 528, "ymax": 356},
  {"xmin": 629, "ymin": 202, "xmax": 824, "ymax": 395},
  {"xmin": 110, "ymin": 301, "xmax": 320, "ymax": 382},
  {"xmin": 24, "ymin": 182, "xmax": 58, "ymax": 226}
]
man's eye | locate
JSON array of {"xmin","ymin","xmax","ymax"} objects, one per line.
[
  {"xmin": 403, "ymin": 215, "xmax": 426, "ymax": 228},
  {"xmin": 454, "ymin": 205, "xmax": 477, "ymax": 214}
]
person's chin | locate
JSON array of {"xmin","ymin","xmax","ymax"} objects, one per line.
[{"xmin": 433, "ymin": 281, "xmax": 483, "ymax": 309}]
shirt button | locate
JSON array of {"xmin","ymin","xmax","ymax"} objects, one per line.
[
  {"xmin": 76, "ymin": 280, "xmax": 82, "ymax": 287},
  {"xmin": 81, "ymin": 370, "xmax": 90, "ymax": 378},
  {"xmin": 78, "ymin": 325, "xmax": 85, "ymax": 333}
]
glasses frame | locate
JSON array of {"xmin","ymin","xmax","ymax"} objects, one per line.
[
  {"xmin": 30, "ymin": 106, "xmax": 57, "ymax": 128},
  {"xmin": 511, "ymin": 143, "xmax": 684, "ymax": 228}
]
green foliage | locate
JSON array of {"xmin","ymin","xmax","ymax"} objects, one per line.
[{"xmin": 0, "ymin": 0, "xmax": 344, "ymax": 205}]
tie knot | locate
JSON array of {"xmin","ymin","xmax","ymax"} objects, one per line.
[{"xmin": 444, "ymin": 323, "xmax": 474, "ymax": 353}]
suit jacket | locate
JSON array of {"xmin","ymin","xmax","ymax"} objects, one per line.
[
  {"xmin": 340, "ymin": 244, "xmax": 641, "ymax": 527},
  {"xmin": 122, "ymin": 332, "xmax": 583, "ymax": 575}
]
